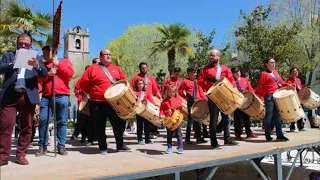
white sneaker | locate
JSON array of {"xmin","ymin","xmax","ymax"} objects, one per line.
[{"xmin": 123, "ymin": 131, "xmax": 129, "ymax": 136}]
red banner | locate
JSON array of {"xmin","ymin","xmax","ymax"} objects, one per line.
[{"xmin": 52, "ymin": 0, "xmax": 63, "ymax": 53}]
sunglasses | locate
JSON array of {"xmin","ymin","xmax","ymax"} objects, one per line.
[{"xmin": 18, "ymin": 42, "xmax": 31, "ymax": 48}]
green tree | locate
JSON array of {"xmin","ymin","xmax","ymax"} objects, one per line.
[
  {"xmin": 150, "ymin": 23, "xmax": 194, "ymax": 75},
  {"xmin": 235, "ymin": 5, "xmax": 302, "ymax": 85}
]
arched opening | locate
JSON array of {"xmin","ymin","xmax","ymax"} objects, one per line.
[{"xmin": 75, "ymin": 39, "xmax": 81, "ymax": 49}]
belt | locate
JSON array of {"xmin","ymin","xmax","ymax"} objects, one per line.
[{"xmin": 14, "ymin": 88, "xmax": 27, "ymax": 93}]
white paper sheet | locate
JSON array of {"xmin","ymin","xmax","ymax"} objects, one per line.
[{"xmin": 13, "ymin": 49, "xmax": 37, "ymax": 70}]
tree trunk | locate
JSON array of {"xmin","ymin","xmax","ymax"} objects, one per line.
[{"xmin": 167, "ymin": 49, "xmax": 176, "ymax": 76}]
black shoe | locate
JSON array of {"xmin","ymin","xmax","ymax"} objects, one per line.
[
  {"xmin": 185, "ymin": 139, "xmax": 192, "ymax": 144},
  {"xmin": 276, "ymin": 136, "xmax": 289, "ymax": 142},
  {"xmin": 224, "ymin": 138, "xmax": 239, "ymax": 146},
  {"xmin": 266, "ymin": 136, "xmax": 274, "ymax": 142},
  {"xmin": 80, "ymin": 139, "xmax": 85, "ymax": 143},
  {"xmin": 145, "ymin": 139, "xmax": 153, "ymax": 144},
  {"xmin": 196, "ymin": 138, "xmax": 207, "ymax": 144},
  {"xmin": 35, "ymin": 147, "xmax": 47, "ymax": 157},
  {"xmin": 58, "ymin": 146, "xmax": 68, "ymax": 156},
  {"xmin": 203, "ymin": 133, "xmax": 210, "ymax": 138},
  {"xmin": 211, "ymin": 143, "xmax": 222, "ymax": 149},
  {"xmin": 117, "ymin": 145, "xmax": 132, "ymax": 152}
]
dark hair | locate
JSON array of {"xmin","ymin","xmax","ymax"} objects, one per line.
[
  {"xmin": 264, "ymin": 56, "xmax": 275, "ymax": 64},
  {"xmin": 139, "ymin": 62, "xmax": 147, "ymax": 69},
  {"xmin": 174, "ymin": 67, "xmax": 181, "ymax": 73},
  {"xmin": 187, "ymin": 66, "xmax": 197, "ymax": 73},
  {"xmin": 231, "ymin": 67, "xmax": 239, "ymax": 73},
  {"xmin": 290, "ymin": 67, "xmax": 298, "ymax": 73},
  {"xmin": 42, "ymin": 45, "xmax": 51, "ymax": 51},
  {"xmin": 17, "ymin": 33, "xmax": 32, "ymax": 43},
  {"xmin": 241, "ymin": 71, "xmax": 249, "ymax": 78},
  {"xmin": 92, "ymin": 58, "xmax": 99, "ymax": 64},
  {"xmin": 85, "ymin": 65, "xmax": 90, "ymax": 70}
]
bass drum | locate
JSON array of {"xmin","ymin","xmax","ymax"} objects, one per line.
[{"xmin": 191, "ymin": 99, "xmax": 221, "ymax": 126}]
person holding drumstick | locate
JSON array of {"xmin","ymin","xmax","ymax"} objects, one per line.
[
  {"xmin": 80, "ymin": 49, "xmax": 131, "ymax": 154},
  {"xmin": 255, "ymin": 57, "xmax": 289, "ymax": 142},
  {"xmin": 286, "ymin": 67, "xmax": 306, "ymax": 132},
  {"xmin": 133, "ymin": 79, "xmax": 155, "ymax": 145},
  {"xmin": 231, "ymin": 67, "xmax": 258, "ymax": 140},
  {"xmin": 160, "ymin": 85, "xmax": 184, "ymax": 154},
  {"xmin": 178, "ymin": 67, "xmax": 207, "ymax": 144},
  {"xmin": 198, "ymin": 49, "xmax": 238, "ymax": 149}
]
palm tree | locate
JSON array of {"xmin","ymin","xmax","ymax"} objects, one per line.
[
  {"xmin": 150, "ymin": 23, "xmax": 194, "ymax": 75},
  {"xmin": 0, "ymin": 1, "xmax": 52, "ymax": 48}
]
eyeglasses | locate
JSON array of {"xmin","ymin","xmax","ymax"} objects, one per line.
[
  {"xmin": 101, "ymin": 53, "xmax": 112, "ymax": 56},
  {"xmin": 18, "ymin": 42, "xmax": 31, "ymax": 48}
]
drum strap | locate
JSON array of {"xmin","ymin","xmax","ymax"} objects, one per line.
[
  {"xmin": 140, "ymin": 91, "xmax": 146, "ymax": 100},
  {"xmin": 144, "ymin": 74, "xmax": 149, "ymax": 86},
  {"xmin": 269, "ymin": 72, "xmax": 282, "ymax": 88},
  {"xmin": 235, "ymin": 78, "xmax": 245, "ymax": 93},
  {"xmin": 296, "ymin": 80, "xmax": 301, "ymax": 90},
  {"xmin": 193, "ymin": 80, "xmax": 197, "ymax": 101},
  {"xmin": 177, "ymin": 79, "xmax": 181, "ymax": 88},
  {"xmin": 215, "ymin": 64, "xmax": 222, "ymax": 81},
  {"xmin": 99, "ymin": 64, "xmax": 116, "ymax": 84}
]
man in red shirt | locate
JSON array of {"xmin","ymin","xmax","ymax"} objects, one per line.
[
  {"xmin": 198, "ymin": 49, "xmax": 238, "ymax": 148},
  {"xmin": 286, "ymin": 67, "xmax": 306, "ymax": 132},
  {"xmin": 163, "ymin": 67, "xmax": 181, "ymax": 90},
  {"xmin": 256, "ymin": 58, "xmax": 289, "ymax": 142},
  {"xmin": 80, "ymin": 49, "xmax": 131, "ymax": 154},
  {"xmin": 231, "ymin": 68, "xmax": 258, "ymax": 140},
  {"xmin": 36, "ymin": 45, "xmax": 74, "ymax": 157},
  {"xmin": 130, "ymin": 62, "xmax": 162, "ymax": 137},
  {"xmin": 178, "ymin": 67, "xmax": 207, "ymax": 144}
]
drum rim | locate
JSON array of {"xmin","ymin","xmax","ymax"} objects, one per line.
[
  {"xmin": 206, "ymin": 77, "xmax": 226, "ymax": 95},
  {"xmin": 273, "ymin": 86, "xmax": 296, "ymax": 99},
  {"xmin": 191, "ymin": 99, "xmax": 209, "ymax": 121},
  {"xmin": 104, "ymin": 80, "xmax": 129, "ymax": 101}
]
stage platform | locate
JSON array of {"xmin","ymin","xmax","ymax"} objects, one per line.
[{"xmin": 2, "ymin": 128, "xmax": 319, "ymax": 180}]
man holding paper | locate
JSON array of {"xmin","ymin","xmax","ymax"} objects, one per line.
[{"xmin": 0, "ymin": 33, "xmax": 48, "ymax": 166}]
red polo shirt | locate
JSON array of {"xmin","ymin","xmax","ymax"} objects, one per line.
[
  {"xmin": 74, "ymin": 77, "xmax": 85, "ymax": 105},
  {"xmin": 38, "ymin": 58, "xmax": 74, "ymax": 96},
  {"xmin": 286, "ymin": 77, "xmax": 303, "ymax": 90},
  {"xmin": 198, "ymin": 63, "xmax": 236, "ymax": 92},
  {"xmin": 163, "ymin": 77, "xmax": 181, "ymax": 90},
  {"xmin": 255, "ymin": 70, "xmax": 288, "ymax": 99},
  {"xmin": 80, "ymin": 63, "xmax": 126, "ymax": 102},
  {"xmin": 160, "ymin": 95, "xmax": 183, "ymax": 116},
  {"xmin": 130, "ymin": 74, "xmax": 159, "ymax": 96},
  {"xmin": 135, "ymin": 91, "xmax": 155, "ymax": 105},
  {"xmin": 178, "ymin": 78, "xmax": 207, "ymax": 101},
  {"xmin": 234, "ymin": 77, "xmax": 254, "ymax": 93}
]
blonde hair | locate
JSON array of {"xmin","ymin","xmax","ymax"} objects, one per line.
[{"xmin": 164, "ymin": 85, "xmax": 178, "ymax": 99}]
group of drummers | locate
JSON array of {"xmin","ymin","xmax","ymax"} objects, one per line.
[
  {"xmin": 73, "ymin": 48, "xmax": 320, "ymax": 155},
  {"xmin": 1, "ymin": 34, "xmax": 319, "ymax": 166}
]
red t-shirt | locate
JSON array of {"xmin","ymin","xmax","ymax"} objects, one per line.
[
  {"xmin": 286, "ymin": 77, "xmax": 303, "ymax": 91},
  {"xmin": 130, "ymin": 74, "xmax": 159, "ymax": 96},
  {"xmin": 135, "ymin": 91, "xmax": 155, "ymax": 105},
  {"xmin": 234, "ymin": 77, "xmax": 254, "ymax": 93},
  {"xmin": 178, "ymin": 78, "xmax": 207, "ymax": 101},
  {"xmin": 159, "ymin": 95, "xmax": 183, "ymax": 116},
  {"xmin": 163, "ymin": 77, "xmax": 181, "ymax": 90}
]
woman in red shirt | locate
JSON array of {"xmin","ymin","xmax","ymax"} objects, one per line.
[
  {"xmin": 160, "ymin": 85, "xmax": 184, "ymax": 154},
  {"xmin": 255, "ymin": 58, "xmax": 289, "ymax": 142},
  {"xmin": 134, "ymin": 79, "xmax": 155, "ymax": 145}
]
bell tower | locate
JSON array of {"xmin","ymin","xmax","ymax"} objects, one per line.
[{"xmin": 64, "ymin": 26, "xmax": 90, "ymax": 77}]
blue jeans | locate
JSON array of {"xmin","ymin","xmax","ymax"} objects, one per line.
[
  {"xmin": 167, "ymin": 126, "xmax": 183, "ymax": 149},
  {"xmin": 264, "ymin": 95, "xmax": 284, "ymax": 138},
  {"xmin": 186, "ymin": 100, "xmax": 201, "ymax": 140},
  {"xmin": 38, "ymin": 95, "xmax": 69, "ymax": 148}
]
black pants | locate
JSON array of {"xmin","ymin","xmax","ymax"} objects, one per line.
[
  {"xmin": 91, "ymin": 101, "xmax": 126, "ymax": 151},
  {"xmin": 73, "ymin": 110, "xmax": 88, "ymax": 139},
  {"xmin": 86, "ymin": 105, "xmax": 96, "ymax": 143},
  {"xmin": 234, "ymin": 109, "xmax": 252, "ymax": 136},
  {"xmin": 208, "ymin": 98, "xmax": 231, "ymax": 145},
  {"xmin": 149, "ymin": 124, "xmax": 158, "ymax": 133},
  {"xmin": 290, "ymin": 118, "xmax": 304, "ymax": 130},
  {"xmin": 186, "ymin": 100, "xmax": 201, "ymax": 140},
  {"xmin": 167, "ymin": 126, "xmax": 183, "ymax": 148},
  {"xmin": 136, "ymin": 115, "xmax": 151, "ymax": 141}
]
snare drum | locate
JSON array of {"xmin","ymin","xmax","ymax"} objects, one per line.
[
  {"xmin": 206, "ymin": 77, "xmax": 245, "ymax": 115},
  {"xmin": 136, "ymin": 100, "xmax": 161, "ymax": 126},
  {"xmin": 298, "ymin": 88, "xmax": 320, "ymax": 110},
  {"xmin": 191, "ymin": 99, "xmax": 221, "ymax": 126},
  {"xmin": 104, "ymin": 80, "xmax": 141, "ymax": 119},
  {"xmin": 180, "ymin": 98, "xmax": 188, "ymax": 119},
  {"xmin": 79, "ymin": 95, "xmax": 90, "ymax": 116},
  {"xmin": 239, "ymin": 92, "xmax": 265, "ymax": 120},
  {"xmin": 273, "ymin": 86, "xmax": 305, "ymax": 123},
  {"xmin": 162, "ymin": 110, "xmax": 184, "ymax": 131}
]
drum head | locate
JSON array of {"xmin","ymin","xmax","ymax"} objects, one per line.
[
  {"xmin": 240, "ymin": 92, "xmax": 254, "ymax": 110},
  {"xmin": 191, "ymin": 100, "xmax": 209, "ymax": 120},
  {"xmin": 298, "ymin": 88, "xmax": 311, "ymax": 101},
  {"xmin": 104, "ymin": 80, "xmax": 128, "ymax": 100},
  {"xmin": 273, "ymin": 86, "xmax": 294, "ymax": 99}
]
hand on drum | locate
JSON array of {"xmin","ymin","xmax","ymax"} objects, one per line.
[{"xmin": 168, "ymin": 109, "xmax": 172, "ymax": 116}]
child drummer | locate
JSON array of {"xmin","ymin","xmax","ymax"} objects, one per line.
[
  {"xmin": 134, "ymin": 79, "xmax": 155, "ymax": 145},
  {"xmin": 160, "ymin": 85, "xmax": 184, "ymax": 154}
]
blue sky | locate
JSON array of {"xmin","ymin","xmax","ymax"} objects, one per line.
[{"xmin": 26, "ymin": 0, "xmax": 269, "ymax": 58}]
